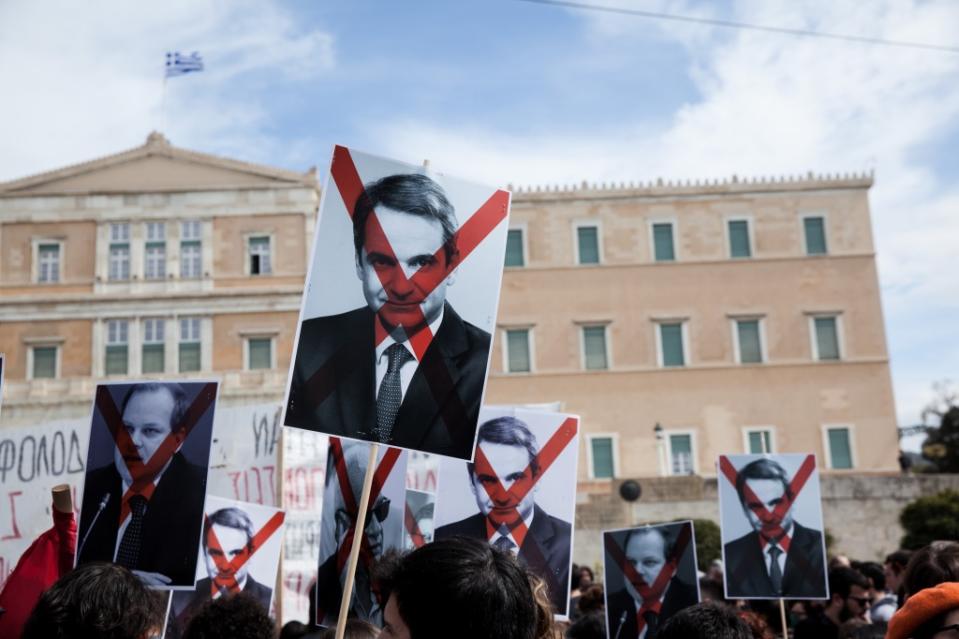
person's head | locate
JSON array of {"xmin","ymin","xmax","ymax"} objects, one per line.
[
  {"xmin": 114, "ymin": 382, "xmax": 189, "ymax": 482},
  {"xmin": 738, "ymin": 610, "xmax": 775, "ymax": 639},
  {"xmin": 828, "ymin": 567, "xmax": 872, "ymax": 622},
  {"xmin": 203, "ymin": 507, "xmax": 256, "ymax": 587},
  {"xmin": 884, "ymin": 550, "xmax": 913, "ymax": 594},
  {"xmin": 887, "ymin": 582, "xmax": 959, "ymax": 639},
  {"xmin": 734, "ymin": 458, "xmax": 795, "ymax": 539},
  {"xmin": 707, "ymin": 558, "xmax": 724, "ymax": 582},
  {"xmin": 577, "ymin": 584, "xmax": 605, "ymax": 614},
  {"xmin": 330, "ymin": 440, "xmax": 391, "ymax": 561},
  {"xmin": 699, "ymin": 577, "xmax": 725, "ymax": 603},
  {"xmin": 903, "ymin": 542, "xmax": 959, "ymax": 599},
  {"xmin": 840, "ymin": 620, "xmax": 888, "ymax": 639},
  {"xmin": 22, "ymin": 561, "xmax": 167, "ymax": 639},
  {"xmin": 352, "ymin": 173, "xmax": 459, "ymax": 337},
  {"xmin": 182, "ymin": 592, "xmax": 276, "ymax": 639},
  {"xmin": 377, "ymin": 536, "xmax": 552, "ymax": 639},
  {"xmin": 279, "ymin": 621, "xmax": 310, "ymax": 639},
  {"xmin": 566, "ymin": 612, "xmax": 605, "ymax": 639},
  {"xmin": 578, "ymin": 565, "xmax": 595, "ymax": 589},
  {"xmin": 857, "ymin": 561, "xmax": 885, "ymax": 598},
  {"xmin": 466, "ymin": 417, "xmax": 540, "ymax": 526},
  {"xmin": 622, "ymin": 527, "xmax": 673, "ymax": 600},
  {"xmin": 657, "ymin": 602, "xmax": 753, "ymax": 639},
  {"xmin": 316, "ymin": 619, "xmax": 380, "ymax": 639}
]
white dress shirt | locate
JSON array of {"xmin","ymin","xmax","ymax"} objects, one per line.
[
  {"xmin": 374, "ymin": 309, "xmax": 444, "ymax": 402},
  {"xmin": 762, "ymin": 522, "xmax": 793, "ymax": 578}
]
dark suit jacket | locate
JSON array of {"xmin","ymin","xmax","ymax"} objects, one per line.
[
  {"xmin": 435, "ymin": 504, "xmax": 572, "ymax": 614},
  {"xmin": 723, "ymin": 522, "xmax": 827, "ymax": 598},
  {"xmin": 605, "ymin": 580, "xmax": 699, "ymax": 639},
  {"xmin": 76, "ymin": 453, "xmax": 206, "ymax": 586},
  {"xmin": 166, "ymin": 576, "xmax": 273, "ymax": 639},
  {"xmin": 286, "ymin": 303, "xmax": 491, "ymax": 459}
]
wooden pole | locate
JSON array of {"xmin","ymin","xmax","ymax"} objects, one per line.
[
  {"xmin": 334, "ymin": 442, "xmax": 379, "ymax": 639},
  {"xmin": 779, "ymin": 597, "xmax": 789, "ymax": 639}
]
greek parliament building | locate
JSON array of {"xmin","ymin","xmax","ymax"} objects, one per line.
[{"xmin": 0, "ymin": 133, "xmax": 898, "ymax": 483}]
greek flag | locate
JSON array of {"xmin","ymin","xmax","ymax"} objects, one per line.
[{"xmin": 165, "ymin": 51, "xmax": 204, "ymax": 78}]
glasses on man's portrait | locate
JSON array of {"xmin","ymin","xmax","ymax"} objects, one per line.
[{"xmin": 338, "ymin": 497, "xmax": 391, "ymax": 529}]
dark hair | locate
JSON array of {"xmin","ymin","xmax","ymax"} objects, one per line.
[
  {"xmin": 566, "ymin": 612, "xmax": 606, "ymax": 639},
  {"xmin": 570, "ymin": 563, "xmax": 582, "ymax": 591},
  {"xmin": 885, "ymin": 550, "xmax": 913, "ymax": 575},
  {"xmin": 315, "ymin": 619, "xmax": 379, "ymax": 639},
  {"xmin": 738, "ymin": 610, "xmax": 774, "ymax": 639},
  {"xmin": 903, "ymin": 541, "xmax": 959, "ymax": 597},
  {"xmin": 829, "ymin": 567, "xmax": 870, "ymax": 600},
  {"xmin": 352, "ymin": 173, "xmax": 458, "ymax": 264},
  {"xmin": 658, "ymin": 602, "xmax": 753, "ymax": 639},
  {"xmin": 579, "ymin": 565, "xmax": 595, "ymax": 581},
  {"xmin": 841, "ymin": 620, "xmax": 888, "ymax": 639},
  {"xmin": 279, "ymin": 621, "xmax": 310, "ymax": 639},
  {"xmin": 22, "ymin": 561, "xmax": 167, "ymax": 639},
  {"xmin": 203, "ymin": 507, "xmax": 255, "ymax": 553},
  {"xmin": 578, "ymin": 584, "xmax": 605, "ymax": 614},
  {"xmin": 121, "ymin": 382, "xmax": 189, "ymax": 431},
  {"xmin": 183, "ymin": 592, "xmax": 276, "ymax": 639},
  {"xmin": 467, "ymin": 416, "xmax": 540, "ymax": 478},
  {"xmin": 699, "ymin": 577, "xmax": 725, "ymax": 602},
  {"xmin": 377, "ymin": 536, "xmax": 550, "ymax": 639},
  {"xmin": 856, "ymin": 561, "xmax": 885, "ymax": 592},
  {"xmin": 735, "ymin": 458, "xmax": 793, "ymax": 504}
]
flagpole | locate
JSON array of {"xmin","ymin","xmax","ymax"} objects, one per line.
[{"xmin": 160, "ymin": 74, "xmax": 167, "ymax": 133}]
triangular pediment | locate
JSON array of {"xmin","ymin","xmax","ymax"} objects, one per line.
[{"xmin": 0, "ymin": 132, "xmax": 317, "ymax": 195}]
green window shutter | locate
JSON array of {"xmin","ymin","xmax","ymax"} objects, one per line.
[
  {"xmin": 506, "ymin": 329, "xmax": 530, "ymax": 373},
  {"xmin": 583, "ymin": 326, "xmax": 608, "ymax": 370},
  {"xmin": 748, "ymin": 431, "xmax": 771, "ymax": 454},
  {"xmin": 105, "ymin": 345, "xmax": 128, "ymax": 376},
  {"xmin": 577, "ymin": 226, "xmax": 600, "ymax": 264},
  {"xmin": 179, "ymin": 343, "xmax": 201, "ymax": 372},
  {"xmin": 505, "ymin": 229, "xmax": 525, "ymax": 267},
  {"xmin": 660, "ymin": 323, "xmax": 685, "ymax": 367},
  {"xmin": 815, "ymin": 317, "xmax": 840, "ymax": 360},
  {"xmin": 652, "ymin": 223, "xmax": 675, "ymax": 261},
  {"xmin": 728, "ymin": 220, "xmax": 751, "ymax": 258},
  {"xmin": 737, "ymin": 320, "xmax": 762, "ymax": 363},
  {"xmin": 828, "ymin": 428, "xmax": 853, "ymax": 469},
  {"xmin": 248, "ymin": 338, "xmax": 272, "ymax": 370},
  {"xmin": 804, "ymin": 217, "xmax": 827, "ymax": 255},
  {"xmin": 591, "ymin": 438, "xmax": 614, "ymax": 479},
  {"xmin": 670, "ymin": 434, "xmax": 693, "ymax": 475},
  {"xmin": 142, "ymin": 344, "xmax": 165, "ymax": 374},
  {"xmin": 33, "ymin": 347, "xmax": 57, "ymax": 379}
]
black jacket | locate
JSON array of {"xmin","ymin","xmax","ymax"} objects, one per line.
[
  {"xmin": 605, "ymin": 579, "xmax": 699, "ymax": 639},
  {"xmin": 166, "ymin": 576, "xmax": 273, "ymax": 638},
  {"xmin": 723, "ymin": 522, "xmax": 827, "ymax": 598}
]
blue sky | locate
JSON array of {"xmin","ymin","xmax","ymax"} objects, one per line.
[{"xmin": 1, "ymin": 0, "xmax": 957, "ymax": 441}]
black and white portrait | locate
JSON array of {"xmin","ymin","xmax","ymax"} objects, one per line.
[
  {"xmin": 434, "ymin": 407, "xmax": 579, "ymax": 617},
  {"xmin": 718, "ymin": 453, "xmax": 829, "ymax": 600},
  {"xmin": 403, "ymin": 488, "xmax": 435, "ymax": 550},
  {"xmin": 76, "ymin": 381, "xmax": 217, "ymax": 588},
  {"xmin": 284, "ymin": 145, "xmax": 511, "ymax": 460},
  {"xmin": 602, "ymin": 521, "xmax": 700, "ymax": 639}
]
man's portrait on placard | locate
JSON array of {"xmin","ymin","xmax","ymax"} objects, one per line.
[
  {"xmin": 433, "ymin": 407, "xmax": 579, "ymax": 617},
  {"xmin": 315, "ymin": 437, "xmax": 407, "ymax": 627},
  {"xmin": 718, "ymin": 453, "xmax": 829, "ymax": 600},
  {"xmin": 602, "ymin": 521, "xmax": 700, "ymax": 639},
  {"xmin": 284, "ymin": 145, "xmax": 511, "ymax": 460},
  {"xmin": 403, "ymin": 489, "xmax": 435, "ymax": 550},
  {"xmin": 165, "ymin": 496, "xmax": 285, "ymax": 638},
  {"xmin": 76, "ymin": 381, "xmax": 217, "ymax": 588}
]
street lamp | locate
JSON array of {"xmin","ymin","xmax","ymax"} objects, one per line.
[{"xmin": 654, "ymin": 422, "xmax": 667, "ymax": 477}]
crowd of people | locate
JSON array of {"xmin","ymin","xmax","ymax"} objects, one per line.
[{"xmin": 14, "ymin": 536, "xmax": 959, "ymax": 639}]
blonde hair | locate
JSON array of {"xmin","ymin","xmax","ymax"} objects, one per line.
[{"xmin": 529, "ymin": 574, "xmax": 558, "ymax": 639}]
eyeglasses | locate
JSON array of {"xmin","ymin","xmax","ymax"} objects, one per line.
[{"xmin": 364, "ymin": 497, "xmax": 391, "ymax": 529}]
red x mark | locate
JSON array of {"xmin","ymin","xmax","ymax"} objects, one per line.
[
  {"xmin": 205, "ymin": 510, "xmax": 285, "ymax": 596},
  {"xmin": 95, "ymin": 383, "xmax": 217, "ymax": 524},
  {"xmin": 404, "ymin": 501, "xmax": 427, "ymax": 549},
  {"xmin": 719, "ymin": 454, "xmax": 816, "ymax": 552},
  {"xmin": 472, "ymin": 417, "xmax": 577, "ymax": 549},
  {"xmin": 605, "ymin": 523, "xmax": 693, "ymax": 635}
]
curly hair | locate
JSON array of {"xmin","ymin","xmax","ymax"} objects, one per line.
[{"xmin": 183, "ymin": 592, "xmax": 276, "ymax": 639}]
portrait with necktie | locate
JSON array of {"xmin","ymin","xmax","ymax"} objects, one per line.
[{"xmin": 719, "ymin": 455, "xmax": 828, "ymax": 600}]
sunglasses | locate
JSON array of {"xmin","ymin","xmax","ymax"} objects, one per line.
[
  {"xmin": 847, "ymin": 596, "xmax": 872, "ymax": 606},
  {"xmin": 364, "ymin": 497, "xmax": 391, "ymax": 529}
]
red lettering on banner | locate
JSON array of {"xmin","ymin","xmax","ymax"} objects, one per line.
[{"xmin": 1, "ymin": 491, "xmax": 23, "ymax": 541}]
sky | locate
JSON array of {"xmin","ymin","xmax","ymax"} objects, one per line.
[{"xmin": 1, "ymin": 0, "xmax": 956, "ymax": 444}]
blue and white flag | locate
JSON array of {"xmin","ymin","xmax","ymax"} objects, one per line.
[{"xmin": 165, "ymin": 51, "xmax": 204, "ymax": 78}]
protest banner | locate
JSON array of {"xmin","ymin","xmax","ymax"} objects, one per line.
[
  {"xmin": 283, "ymin": 145, "xmax": 512, "ymax": 461},
  {"xmin": 603, "ymin": 521, "xmax": 700, "ymax": 639},
  {"xmin": 207, "ymin": 402, "xmax": 282, "ymax": 507},
  {"xmin": 76, "ymin": 381, "xmax": 218, "ymax": 589},
  {"xmin": 164, "ymin": 495, "xmax": 285, "ymax": 638},
  {"xmin": 403, "ymin": 489, "xmax": 435, "ymax": 550},
  {"xmin": 434, "ymin": 407, "xmax": 580, "ymax": 618},
  {"xmin": 717, "ymin": 453, "xmax": 829, "ymax": 600}
]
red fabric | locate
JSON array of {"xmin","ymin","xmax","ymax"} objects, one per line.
[
  {"xmin": 887, "ymin": 582, "xmax": 959, "ymax": 639},
  {"xmin": 0, "ymin": 506, "xmax": 77, "ymax": 638}
]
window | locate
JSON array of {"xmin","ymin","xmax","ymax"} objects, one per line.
[
  {"xmin": 668, "ymin": 433, "xmax": 694, "ymax": 476},
  {"xmin": 582, "ymin": 325, "xmax": 608, "ymax": 370},
  {"xmin": 142, "ymin": 319, "xmax": 165, "ymax": 374},
  {"xmin": 504, "ymin": 329, "xmax": 531, "ymax": 373},
  {"xmin": 804, "ymin": 216, "xmax": 827, "ymax": 255},
  {"xmin": 180, "ymin": 220, "xmax": 202, "ymax": 279},
  {"xmin": 37, "ymin": 243, "xmax": 60, "ymax": 283},
  {"xmin": 735, "ymin": 319, "xmax": 764, "ymax": 364},
  {"xmin": 179, "ymin": 318, "xmax": 202, "ymax": 372},
  {"xmin": 813, "ymin": 316, "xmax": 841, "ymax": 361},
  {"xmin": 576, "ymin": 224, "xmax": 600, "ymax": 265},
  {"xmin": 31, "ymin": 346, "xmax": 57, "ymax": 379},
  {"xmin": 505, "ymin": 228, "xmax": 525, "ymax": 267},
  {"xmin": 145, "ymin": 222, "xmax": 166, "ymax": 280},
  {"xmin": 105, "ymin": 320, "xmax": 129, "ymax": 376},
  {"xmin": 248, "ymin": 236, "xmax": 272, "ymax": 275},
  {"xmin": 745, "ymin": 429, "xmax": 774, "ymax": 454},
  {"xmin": 658, "ymin": 322, "xmax": 685, "ymax": 367},
  {"xmin": 109, "ymin": 223, "xmax": 130, "ymax": 281},
  {"xmin": 825, "ymin": 426, "xmax": 854, "ymax": 469},
  {"xmin": 652, "ymin": 222, "xmax": 675, "ymax": 261},
  {"xmin": 728, "ymin": 219, "xmax": 752, "ymax": 258},
  {"xmin": 588, "ymin": 436, "xmax": 616, "ymax": 479},
  {"xmin": 247, "ymin": 337, "xmax": 273, "ymax": 370}
]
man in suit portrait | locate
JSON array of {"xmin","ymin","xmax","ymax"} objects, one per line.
[
  {"xmin": 285, "ymin": 172, "xmax": 491, "ymax": 459},
  {"xmin": 434, "ymin": 416, "xmax": 572, "ymax": 613},
  {"xmin": 606, "ymin": 525, "xmax": 699, "ymax": 639},
  {"xmin": 723, "ymin": 457, "xmax": 827, "ymax": 598},
  {"xmin": 77, "ymin": 382, "xmax": 206, "ymax": 587}
]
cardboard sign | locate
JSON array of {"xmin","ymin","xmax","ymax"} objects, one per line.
[
  {"xmin": 717, "ymin": 453, "xmax": 829, "ymax": 600},
  {"xmin": 283, "ymin": 145, "xmax": 511, "ymax": 460},
  {"xmin": 76, "ymin": 381, "xmax": 218, "ymax": 589},
  {"xmin": 434, "ymin": 407, "xmax": 579, "ymax": 618},
  {"xmin": 602, "ymin": 521, "xmax": 700, "ymax": 639}
]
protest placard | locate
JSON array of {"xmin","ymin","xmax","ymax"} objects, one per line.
[
  {"xmin": 717, "ymin": 453, "xmax": 829, "ymax": 600},
  {"xmin": 434, "ymin": 407, "xmax": 579, "ymax": 618},
  {"xmin": 603, "ymin": 521, "xmax": 700, "ymax": 639},
  {"xmin": 403, "ymin": 489, "xmax": 435, "ymax": 550},
  {"xmin": 76, "ymin": 381, "xmax": 218, "ymax": 589},
  {"xmin": 283, "ymin": 145, "xmax": 511, "ymax": 460}
]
